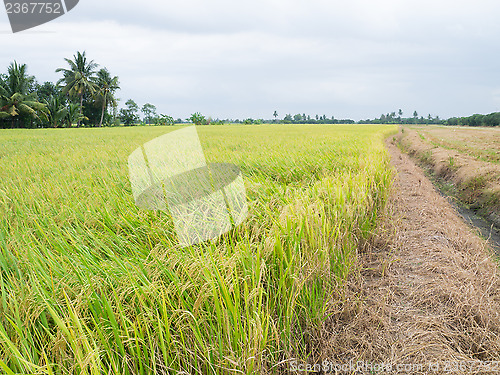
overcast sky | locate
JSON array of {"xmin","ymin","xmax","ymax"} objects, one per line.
[{"xmin": 2, "ymin": 0, "xmax": 500, "ymax": 121}]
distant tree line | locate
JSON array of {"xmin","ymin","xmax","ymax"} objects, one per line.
[
  {"xmin": 0, "ymin": 51, "xmax": 178, "ymax": 129},
  {"xmin": 279, "ymin": 113, "xmax": 355, "ymax": 124},
  {"xmin": 0, "ymin": 52, "xmax": 120, "ymax": 129},
  {"xmin": 190, "ymin": 110, "xmax": 500, "ymax": 127},
  {"xmin": 3, "ymin": 57, "xmax": 500, "ymax": 129},
  {"xmin": 117, "ymin": 99, "xmax": 182, "ymax": 127},
  {"xmin": 446, "ymin": 112, "xmax": 500, "ymax": 127},
  {"xmin": 206, "ymin": 113, "xmax": 356, "ymax": 125},
  {"xmin": 357, "ymin": 110, "xmax": 445, "ymax": 125},
  {"xmin": 358, "ymin": 110, "xmax": 500, "ymax": 127}
]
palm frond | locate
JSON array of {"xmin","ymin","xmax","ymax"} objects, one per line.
[{"xmin": 17, "ymin": 103, "xmax": 38, "ymax": 118}]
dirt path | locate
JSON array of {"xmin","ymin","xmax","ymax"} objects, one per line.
[{"xmin": 322, "ymin": 139, "xmax": 500, "ymax": 374}]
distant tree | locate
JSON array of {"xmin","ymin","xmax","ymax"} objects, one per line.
[
  {"xmin": 112, "ymin": 99, "xmax": 120, "ymax": 125},
  {"xmin": 119, "ymin": 99, "xmax": 140, "ymax": 126},
  {"xmin": 0, "ymin": 91, "xmax": 48, "ymax": 128},
  {"xmin": 0, "ymin": 62, "xmax": 47, "ymax": 128},
  {"xmin": 188, "ymin": 112, "xmax": 207, "ymax": 125},
  {"xmin": 66, "ymin": 102, "xmax": 87, "ymax": 127},
  {"xmin": 155, "ymin": 114, "xmax": 174, "ymax": 126},
  {"xmin": 44, "ymin": 95, "xmax": 68, "ymax": 128},
  {"xmin": 36, "ymin": 81, "xmax": 60, "ymax": 103},
  {"xmin": 282, "ymin": 114, "xmax": 292, "ymax": 123},
  {"xmin": 211, "ymin": 118, "xmax": 224, "ymax": 125},
  {"xmin": 126, "ymin": 99, "xmax": 138, "ymax": 114},
  {"xmin": 95, "ymin": 68, "xmax": 120, "ymax": 127},
  {"xmin": 413, "ymin": 111, "xmax": 418, "ymax": 124},
  {"xmin": 142, "ymin": 103, "xmax": 157, "ymax": 125},
  {"xmin": 56, "ymin": 51, "xmax": 99, "ymax": 127},
  {"xmin": 273, "ymin": 110, "xmax": 278, "ymax": 122},
  {"xmin": 3, "ymin": 61, "xmax": 36, "ymax": 95}
]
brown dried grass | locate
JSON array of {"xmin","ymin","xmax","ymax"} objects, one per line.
[
  {"xmin": 400, "ymin": 128, "xmax": 500, "ymax": 224},
  {"xmin": 318, "ymin": 137, "xmax": 500, "ymax": 374}
]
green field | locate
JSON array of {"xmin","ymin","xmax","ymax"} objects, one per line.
[{"xmin": 0, "ymin": 124, "xmax": 396, "ymax": 374}]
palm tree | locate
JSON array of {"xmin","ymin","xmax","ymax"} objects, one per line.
[
  {"xmin": 0, "ymin": 91, "xmax": 48, "ymax": 128},
  {"xmin": 95, "ymin": 68, "xmax": 120, "ymax": 127},
  {"xmin": 0, "ymin": 62, "xmax": 47, "ymax": 128},
  {"xmin": 4, "ymin": 61, "xmax": 35, "ymax": 95},
  {"xmin": 45, "ymin": 95, "xmax": 68, "ymax": 128},
  {"xmin": 56, "ymin": 51, "xmax": 98, "ymax": 127},
  {"xmin": 66, "ymin": 102, "xmax": 87, "ymax": 127}
]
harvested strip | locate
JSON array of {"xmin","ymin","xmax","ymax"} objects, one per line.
[
  {"xmin": 321, "ymin": 138, "xmax": 500, "ymax": 374},
  {"xmin": 400, "ymin": 128, "xmax": 500, "ymax": 227}
]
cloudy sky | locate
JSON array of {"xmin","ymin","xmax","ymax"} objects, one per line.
[{"xmin": 2, "ymin": 0, "xmax": 500, "ymax": 121}]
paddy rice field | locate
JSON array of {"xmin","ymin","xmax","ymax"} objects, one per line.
[{"xmin": 0, "ymin": 124, "xmax": 397, "ymax": 374}]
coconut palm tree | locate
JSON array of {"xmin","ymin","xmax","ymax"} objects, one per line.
[
  {"xmin": 0, "ymin": 91, "xmax": 48, "ymax": 128},
  {"xmin": 95, "ymin": 68, "xmax": 120, "ymax": 127},
  {"xmin": 65, "ymin": 102, "xmax": 88, "ymax": 127},
  {"xmin": 44, "ymin": 95, "xmax": 68, "ymax": 128},
  {"xmin": 0, "ymin": 62, "xmax": 47, "ymax": 128},
  {"xmin": 56, "ymin": 51, "xmax": 98, "ymax": 127},
  {"xmin": 4, "ymin": 61, "xmax": 35, "ymax": 95}
]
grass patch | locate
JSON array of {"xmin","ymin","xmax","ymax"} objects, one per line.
[{"xmin": 448, "ymin": 156, "xmax": 457, "ymax": 171}]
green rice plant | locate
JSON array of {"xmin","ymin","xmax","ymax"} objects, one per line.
[
  {"xmin": 420, "ymin": 150, "xmax": 434, "ymax": 165},
  {"xmin": 0, "ymin": 124, "xmax": 396, "ymax": 374},
  {"xmin": 448, "ymin": 156, "xmax": 457, "ymax": 171}
]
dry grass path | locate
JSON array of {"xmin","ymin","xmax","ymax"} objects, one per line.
[{"xmin": 321, "ymin": 139, "xmax": 500, "ymax": 374}]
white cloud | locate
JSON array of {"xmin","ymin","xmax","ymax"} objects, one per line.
[{"xmin": 1, "ymin": 0, "xmax": 500, "ymax": 120}]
